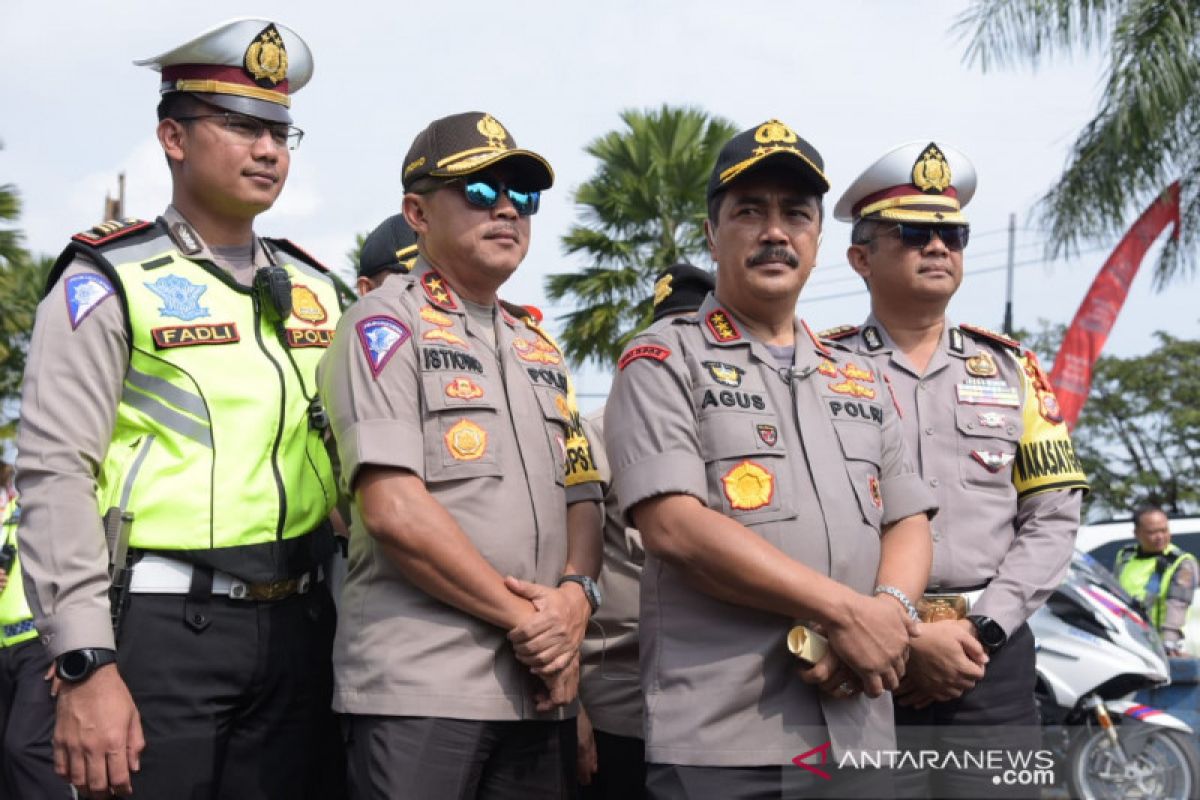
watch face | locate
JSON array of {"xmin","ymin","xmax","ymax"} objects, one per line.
[{"xmin": 59, "ymin": 650, "xmax": 92, "ymax": 680}]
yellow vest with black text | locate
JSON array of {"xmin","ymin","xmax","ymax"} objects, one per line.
[
  {"xmin": 0, "ymin": 497, "xmax": 37, "ymax": 647},
  {"xmin": 1115, "ymin": 543, "xmax": 1197, "ymax": 631},
  {"xmin": 94, "ymin": 237, "xmax": 340, "ymax": 569}
]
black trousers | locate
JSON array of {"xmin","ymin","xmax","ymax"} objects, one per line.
[
  {"xmin": 343, "ymin": 715, "xmax": 576, "ymax": 800},
  {"xmin": 0, "ymin": 637, "xmax": 72, "ymax": 799},
  {"xmin": 581, "ymin": 729, "xmax": 645, "ymax": 800},
  {"xmin": 119, "ymin": 584, "xmax": 340, "ymax": 800},
  {"xmin": 892, "ymin": 622, "xmax": 1041, "ymax": 800},
  {"xmin": 647, "ymin": 761, "xmax": 893, "ymax": 800}
]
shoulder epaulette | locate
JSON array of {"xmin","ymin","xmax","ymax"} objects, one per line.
[
  {"xmin": 263, "ymin": 237, "xmax": 330, "ymax": 274},
  {"xmin": 498, "ymin": 299, "xmax": 535, "ymax": 326},
  {"xmin": 71, "ymin": 218, "xmax": 153, "ymax": 248},
  {"xmin": 959, "ymin": 323, "xmax": 1021, "ymax": 352},
  {"xmin": 817, "ymin": 324, "xmax": 859, "ymax": 341}
]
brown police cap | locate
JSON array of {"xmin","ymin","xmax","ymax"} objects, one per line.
[
  {"xmin": 707, "ymin": 119, "xmax": 829, "ymax": 203},
  {"xmin": 402, "ymin": 112, "xmax": 554, "ymax": 192}
]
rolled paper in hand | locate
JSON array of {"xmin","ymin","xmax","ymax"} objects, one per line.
[{"xmin": 787, "ymin": 625, "xmax": 829, "ymax": 667}]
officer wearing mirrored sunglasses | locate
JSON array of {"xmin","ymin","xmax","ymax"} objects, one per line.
[
  {"xmin": 319, "ymin": 111, "xmax": 603, "ymax": 799},
  {"xmin": 15, "ymin": 18, "xmax": 345, "ymax": 799},
  {"xmin": 826, "ymin": 142, "xmax": 1088, "ymax": 799}
]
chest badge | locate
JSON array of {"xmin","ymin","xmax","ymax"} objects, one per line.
[
  {"xmin": 445, "ymin": 419, "xmax": 488, "ymax": 461},
  {"xmin": 145, "ymin": 274, "xmax": 210, "ymax": 321},
  {"xmin": 868, "ymin": 476, "xmax": 883, "ymax": 509},
  {"xmin": 828, "ymin": 379, "xmax": 877, "ymax": 400},
  {"xmin": 965, "ymin": 351, "xmax": 998, "ymax": 378},
  {"xmin": 513, "ymin": 336, "xmax": 562, "ymax": 365},
  {"xmin": 841, "ymin": 362, "xmax": 875, "ymax": 383},
  {"xmin": 423, "ymin": 328, "xmax": 468, "ymax": 348},
  {"xmin": 971, "ymin": 450, "xmax": 1015, "ymax": 473},
  {"xmin": 420, "ymin": 305, "xmax": 454, "ymax": 327},
  {"xmin": 956, "ymin": 379, "xmax": 1019, "ymax": 408},
  {"xmin": 722, "ymin": 460, "xmax": 775, "ymax": 511},
  {"xmin": 290, "ymin": 284, "xmax": 327, "ymax": 325},
  {"xmin": 704, "ymin": 361, "xmax": 744, "ymax": 387},
  {"xmin": 446, "ymin": 377, "xmax": 484, "ymax": 401},
  {"xmin": 756, "ymin": 424, "xmax": 778, "ymax": 447},
  {"xmin": 977, "ymin": 412, "xmax": 1007, "ymax": 428},
  {"xmin": 817, "ymin": 359, "xmax": 838, "ymax": 378}
]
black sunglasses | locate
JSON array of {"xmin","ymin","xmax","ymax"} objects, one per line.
[
  {"xmin": 878, "ymin": 223, "xmax": 970, "ymax": 252},
  {"xmin": 458, "ymin": 178, "xmax": 541, "ymax": 217}
]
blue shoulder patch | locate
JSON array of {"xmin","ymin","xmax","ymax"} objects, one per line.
[
  {"xmin": 144, "ymin": 274, "xmax": 210, "ymax": 321},
  {"xmin": 65, "ymin": 273, "xmax": 115, "ymax": 330},
  {"xmin": 356, "ymin": 315, "xmax": 411, "ymax": 378}
]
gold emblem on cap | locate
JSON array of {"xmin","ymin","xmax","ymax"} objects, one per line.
[
  {"xmin": 653, "ymin": 274, "xmax": 673, "ymax": 306},
  {"xmin": 754, "ymin": 120, "xmax": 798, "ymax": 145},
  {"xmin": 477, "ymin": 114, "xmax": 509, "ymax": 149},
  {"xmin": 445, "ymin": 419, "xmax": 488, "ymax": 461},
  {"xmin": 244, "ymin": 24, "xmax": 289, "ymax": 86},
  {"xmin": 722, "ymin": 460, "xmax": 774, "ymax": 511},
  {"xmin": 912, "ymin": 143, "xmax": 952, "ymax": 194}
]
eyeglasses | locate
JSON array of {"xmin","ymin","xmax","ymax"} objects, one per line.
[
  {"xmin": 458, "ymin": 178, "xmax": 541, "ymax": 217},
  {"xmin": 877, "ymin": 223, "xmax": 970, "ymax": 252},
  {"xmin": 174, "ymin": 113, "xmax": 304, "ymax": 151}
]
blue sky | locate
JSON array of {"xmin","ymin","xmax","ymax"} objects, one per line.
[{"xmin": 3, "ymin": 0, "xmax": 1195, "ymax": 409}]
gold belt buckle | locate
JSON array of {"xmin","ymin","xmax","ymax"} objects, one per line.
[
  {"xmin": 246, "ymin": 578, "xmax": 298, "ymax": 602},
  {"xmin": 917, "ymin": 593, "xmax": 968, "ymax": 623}
]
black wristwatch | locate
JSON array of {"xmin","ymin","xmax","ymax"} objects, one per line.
[
  {"xmin": 558, "ymin": 575, "xmax": 602, "ymax": 614},
  {"xmin": 967, "ymin": 615, "xmax": 1007, "ymax": 655},
  {"xmin": 55, "ymin": 648, "xmax": 118, "ymax": 683}
]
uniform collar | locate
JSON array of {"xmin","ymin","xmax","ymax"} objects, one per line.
[
  {"xmin": 860, "ymin": 312, "xmax": 968, "ymax": 375},
  {"xmin": 696, "ymin": 293, "xmax": 809, "ymax": 369},
  {"xmin": 409, "ymin": 256, "xmax": 466, "ymax": 315},
  {"xmin": 162, "ymin": 205, "xmax": 271, "ymax": 270}
]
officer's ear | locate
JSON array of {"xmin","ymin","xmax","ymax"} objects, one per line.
[
  {"xmin": 158, "ymin": 118, "xmax": 188, "ymax": 168},
  {"xmin": 704, "ymin": 218, "xmax": 717, "ymax": 257},
  {"xmin": 402, "ymin": 193, "xmax": 430, "ymax": 236}
]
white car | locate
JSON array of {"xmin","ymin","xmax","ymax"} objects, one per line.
[{"xmin": 1076, "ymin": 516, "xmax": 1200, "ymax": 657}]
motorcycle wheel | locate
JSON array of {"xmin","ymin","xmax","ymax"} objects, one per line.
[{"xmin": 1068, "ymin": 725, "xmax": 1200, "ymax": 800}]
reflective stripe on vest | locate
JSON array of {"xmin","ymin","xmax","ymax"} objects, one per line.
[
  {"xmin": 0, "ymin": 498, "xmax": 38, "ymax": 647},
  {"xmin": 1117, "ymin": 544, "xmax": 1196, "ymax": 630},
  {"xmin": 98, "ymin": 237, "xmax": 340, "ymax": 551}
]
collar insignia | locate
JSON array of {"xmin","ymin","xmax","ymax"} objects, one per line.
[
  {"xmin": 949, "ymin": 327, "xmax": 965, "ymax": 354},
  {"xmin": 170, "ymin": 222, "xmax": 202, "ymax": 255},
  {"xmin": 421, "ymin": 271, "xmax": 458, "ymax": 311},
  {"xmin": 145, "ymin": 274, "xmax": 210, "ymax": 321},
  {"xmin": 290, "ymin": 284, "xmax": 327, "ymax": 325},
  {"xmin": 65, "ymin": 274, "xmax": 115, "ymax": 330},
  {"xmin": 704, "ymin": 361, "xmax": 744, "ymax": 387},
  {"xmin": 706, "ymin": 309, "xmax": 741, "ymax": 343},
  {"xmin": 356, "ymin": 315, "xmax": 411, "ymax": 378},
  {"xmin": 863, "ymin": 326, "xmax": 885, "ymax": 351}
]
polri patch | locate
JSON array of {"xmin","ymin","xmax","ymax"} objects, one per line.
[
  {"xmin": 356, "ymin": 315, "xmax": 411, "ymax": 378},
  {"xmin": 145, "ymin": 274, "xmax": 210, "ymax": 321},
  {"xmin": 618, "ymin": 344, "xmax": 671, "ymax": 370},
  {"xmin": 285, "ymin": 328, "xmax": 333, "ymax": 348},
  {"xmin": 64, "ymin": 273, "xmax": 115, "ymax": 330},
  {"xmin": 152, "ymin": 323, "xmax": 240, "ymax": 349}
]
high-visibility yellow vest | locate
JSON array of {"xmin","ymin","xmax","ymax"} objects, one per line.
[
  {"xmin": 0, "ymin": 497, "xmax": 38, "ymax": 647},
  {"xmin": 1115, "ymin": 543, "xmax": 1197, "ymax": 631},
  {"xmin": 62, "ymin": 224, "xmax": 341, "ymax": 579}
]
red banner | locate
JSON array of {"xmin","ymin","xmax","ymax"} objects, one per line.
[{"xmin": 1048, "ymin": 182, "xmax": 1181, "ymax": 430}]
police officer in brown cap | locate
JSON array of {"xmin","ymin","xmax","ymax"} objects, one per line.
[
  {"xmin": 15, "ymin": 18, "xmax": 343, "ymax": 799},
  {"xmin": 319, "ymin": 111, "xmax": 603, "ymax": 798},
  {"xmin": 577, "ymin": 263, "xmax": 714, "ymax": 799},
  {"xmin": 605, "ymin": 120, "xmax": 937, "ymax": 799},
  {"xmin": 831, "ymin": 141, "xmax": 1088, "ymax": 798},
  {"xmin": 356, "ymin": 213, "xmax": 419, "ymax": 296}
]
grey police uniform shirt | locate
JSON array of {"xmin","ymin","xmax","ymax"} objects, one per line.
[
  {"xmin": 14, "ymin": 206, "xmax": 277, "ymax": 658},
  {"xmin": 318, "ymin": 257, "xmax": 602, "ymax": 722},
  {"xmin": 842, "ymin": 315, "xmax": 1085, "ymax": 635},
  {"xmin": 604, "ymin": 294, "xmax": 936, "ymax": 767},
  {"xmin": 579, "ymin": 410, "xmax": 644, "ymax": 739}
]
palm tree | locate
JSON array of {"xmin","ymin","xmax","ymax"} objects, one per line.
[
  {"xmin": 545, "ymin": 105, "xmax": 737, "ymax": 367},
  {"xmin": 955, "ymin": 0, "xmax": 1199, "ymax": 286}
]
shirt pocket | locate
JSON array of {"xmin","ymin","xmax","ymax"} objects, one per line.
[
  {"xmin": 954, "ymin": 406, "xmax": 1020, "ymax": 492},
  {"xmin": 830, "ymin": 419, "xmax": 884, "ymax": 531},
  {"xmin": 699, "ymin": 416, "xmax": 795, "ymax": 526},
  {"xmin": 531, "ymin": 386, "xmax": 571, "ymax": 486},
  {"xmin": 419, "ymin": 373, "xmax": 503, "ymax": 482}
]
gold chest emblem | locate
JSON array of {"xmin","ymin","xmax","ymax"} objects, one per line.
[
  {"xmin": 912, "ymin": 143, "xmax": 952, "ymax": 193},
  {"xmin": 244, "ymin": 24, "xmax": 289, "ymax": 86},
  {"xmin": 965, "ymin": 351, "xmax": 999, "ymax": 378},
  {"xmin": 445, "ymin": 419, "xmax": 488, "ymax": 461},
  {"xmin": 722, "ymin": 460, "xmax": 775, "ymax": 511},
  {"xmin": 290, "ymin": 285, "xmax": 327, "ymax": 325}
]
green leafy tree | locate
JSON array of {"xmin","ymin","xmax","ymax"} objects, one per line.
[
  {"xmin": 1022, "ymin": 323, "xmax": 1200, "ymax": 519},
  {"xmin": 0, "ymin": 176, "xmax": 53, "ymax": 443},
  {"xmin": 545, "ymin": 105, "xmax": 736, "ymax": 367},
  {"xmin": 955, "ymin": 0, "xmax": 1200, "ymax": 285}
]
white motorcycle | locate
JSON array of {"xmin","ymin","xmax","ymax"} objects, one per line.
[{"xmin": 1032, "ymin": 550, "xmax": 1200, "ymax": 799}]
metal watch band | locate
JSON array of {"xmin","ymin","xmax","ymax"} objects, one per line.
[{"xmin": 874, "ymin": 584, "xmax": 921, "ymax": 622}]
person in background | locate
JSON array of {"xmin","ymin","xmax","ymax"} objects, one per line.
[
  {"xmin": 1114, "ymin": 506, "xmax": 1197, "ymax": 655},
  {"xmin": 356, "ymin": 213, "xmax": 419, "ymax": 297}
]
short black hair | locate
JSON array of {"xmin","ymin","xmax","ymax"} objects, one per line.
[
  {"xmin": 156, "ymin": 92, "xmax": 205, "ymax": 122},
  {"xmin": 1133, "ymin": 505, "xmax": 1167, "ymax": 527}
]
